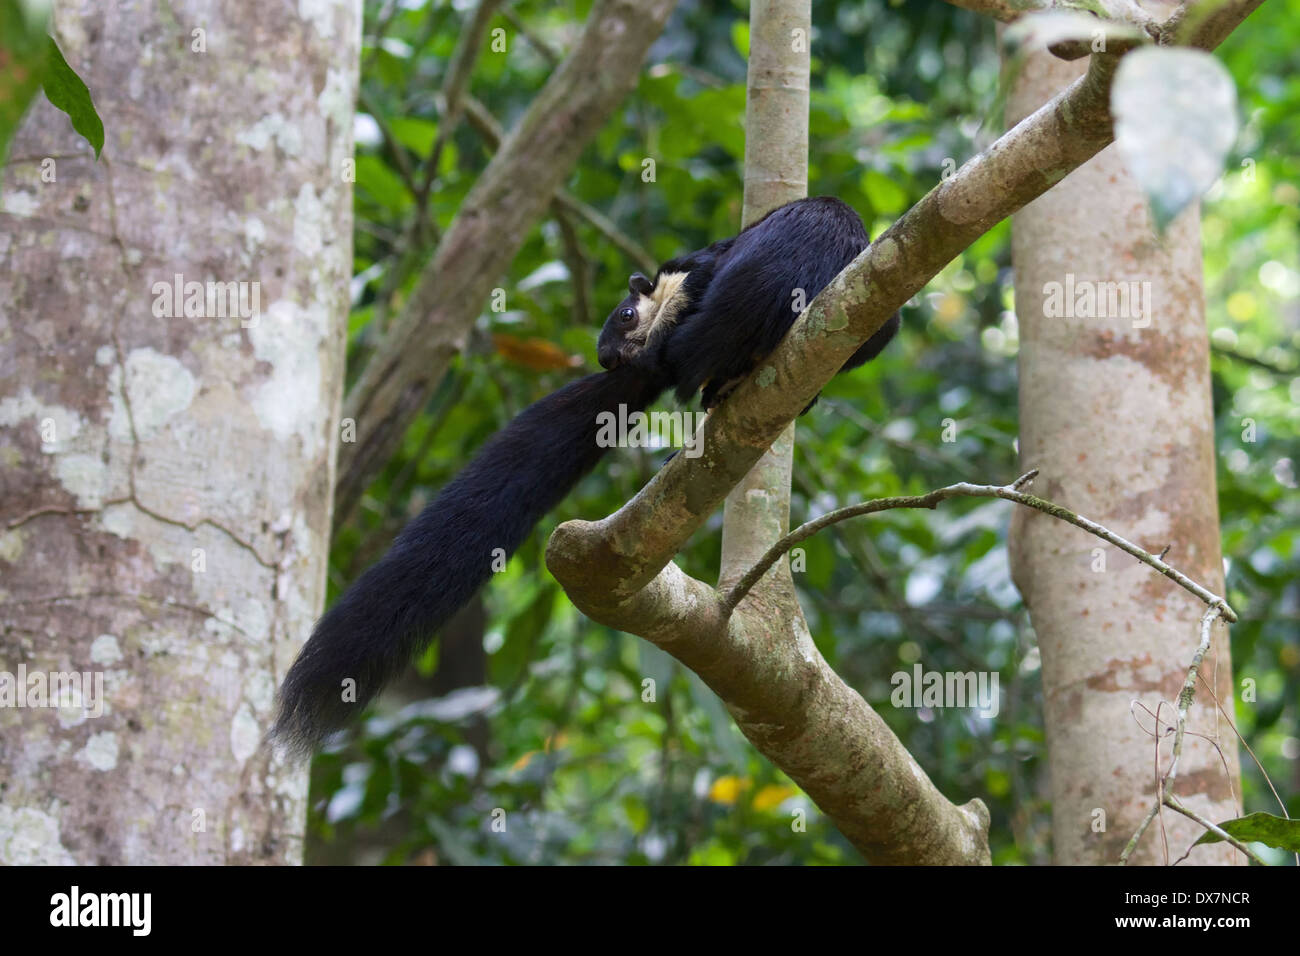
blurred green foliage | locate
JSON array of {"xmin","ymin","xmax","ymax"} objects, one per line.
[
  {"xmin": 308, "ymin": 0, "xmax": 1298, "ymax": 865},
  {"xmin": 0, "ymin": 1, "xmax": 104, "ymax": 164}
]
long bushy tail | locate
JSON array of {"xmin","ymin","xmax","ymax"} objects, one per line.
[{"xmin": 273, "ymin": 364, "xmax": 666, "ymax": 755}]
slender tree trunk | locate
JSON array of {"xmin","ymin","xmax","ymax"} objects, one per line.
[
  {"xmin": 1006, "ymin": 41, "xmax": 1242, "ymax": 865},
  {"xmin": 718, "ymin": 3, "xmax": 808, "ymax": 596},
  {"xmin": 0, "ymin": 0, "xmax": 357, "ymax": 864},
  {"xmin": 713, "ymin": 0, "xmax": 989, "ymax": 865}
]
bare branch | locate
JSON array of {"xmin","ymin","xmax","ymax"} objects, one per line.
[
  {"xmin": 362, "ymin": 0, "xmax": 404, "ymax": 74},
  {"xmin": 554, "ymin": 207, "xmax": 593, "ymax": 327},
  {"xmin": 501, "ymin": 4, "xmax": 563, "ymax": 67},
  {"xmin": 721, "ymin": 470, "xmax": 1238, "ymax": 620},
  {"xmin": 1163, "ymin": 0, "xmax": 1266, "ymax": 49},
  {"xmin": 1163, "ymin": 794, "xmax": 1268, "ymax": 865},
  {"xmin": 1120, "ymin": 803, "xmax": 1162, "ymax": 864},
  {"xmin": 733, "ymin": 475, "xmax": 1247, "ymax": 865},
  {"xmin": 1120, "ymin": 605, "xmax": 1263, "ymax": 864},
  {"xmin": 550, "ymin": 191, "xmax": 657, "ymax": 278},
  {"xmin": 1168, "ymin": 607, "xmax": 1224, "ymax": 779},
  {"xmin": 461, "ymin": 95, "xmax": 656, "ymax": 275},
  {"xmin": 421, "ymin": 0, "xmax": 504, "ymax": 196},
  {"xmin": 357, "ymin": 87, "xmax": 419, "ymax": 197}
]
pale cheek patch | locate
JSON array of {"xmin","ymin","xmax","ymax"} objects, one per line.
[
  {"xmin": 629, "ymin": 271, "xmax": 690, "ymax": 348},
  {"xmin": 631, "ymin": 295, "xmax": 657, "ymax": 341},
  {"xmin": 650, "ymin": 272, "xmax": 689, "ymax": 333}
]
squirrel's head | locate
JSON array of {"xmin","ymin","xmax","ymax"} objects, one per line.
[{"xmin": 597, "ymin": 270, "xmax": 689, "ymax": 372}]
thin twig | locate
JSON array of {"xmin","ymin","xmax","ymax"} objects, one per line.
[
  {"xmin": 461, "ymin": 95, "xmax": 657, "ymax": 275},
  {"xmin": 1200, "ymin": 671, "xmax": 1293, "ymax": 833},
  {"xmin": 501, "ymin": 3, "xmax": 562, "ymax": 67},
  {"xmin": 721, "ymin": 468, "xmax": 1237, "ymax": 622},
  {"xmin": 729, "ymin": 467, "xmax": 1256, "ymax": 865},
  {"xmin": 790, "ymin": 471, "xmax": 987, "ymax": 670},
  {"xmin": 550, "ymin": 191, "xmax": 657, "ymax": 277},
  {"xmin": 1163, "ymin": 794, "xmax": 1267, "ymax": 865},
  {"xmin": 1166, "ymin": 606, "xmax": 1221, "ymax": 781},
  {"xmin": 1211, "ymin": 342, "xmax": 1297, "ymax": 375},
  {"xmin": 357, "ymin": 87, "xmax": 419, "ymax": 197},
  {"xmin": 1119, "ymin": 802, "xmax": 1161, "ymax": 864},
  {"xmin": 554, "ymin": 206, "xmax": 594, "ymax": 327},
  {"xmin": 362, "ymin": 0, "xmax": 404, "ymax": 74},
  {"xmin": 1119, "ymin": 604, "xmax": 1264, "ymax": 864},
  {"xmin": 418, "ymin": 0, "xmax": 503, "ymax": 208}
]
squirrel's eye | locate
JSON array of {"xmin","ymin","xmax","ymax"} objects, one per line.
[{"xmin": 619, "ymin": 307, "xmax": 636, "ymax": 322}]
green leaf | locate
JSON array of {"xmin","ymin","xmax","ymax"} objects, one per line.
[
  {"xmin": 1192, "ymin": 811, "xmax": 1300, "ymax": 853},
  {"xmin": 1112, "ymin": 47, "xmax": 1238, "ymax": 232},
  {"xmin": 731, "ymin": 20, "xmax": 749, "ymax": 59},
  {"xmin": 490, "ymin": 584, "xmax": 553, "ymax": 686},
  {"xmin": 354, "ymin": 153, "xmax": 412, "ymax": 212},
  {"xmin": 41, "ymin": 35, "xmax": 103, "ymax": 157},
  {"xmin": 862, "ymin": 168, "xmax": 907, "ymax": 215},
  {"xmin": 621, "ymin": 794, "xmax": 650, "ymax": 834},
  {"xmin": 0, "ymin": 0, "xmax": 52, "ymax": 165},
  {"xmin": 387, "ymin": 116, "xmax": 438, "ymax": 156}
]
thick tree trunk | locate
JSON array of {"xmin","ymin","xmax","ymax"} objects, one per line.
[
  {"xmin": 0, "ymin": 0, "xmax": 356, "ymax": 864},
  {"xmin": 1007, "ymin": 43, "xmax": 1242, "ymax": 865}
]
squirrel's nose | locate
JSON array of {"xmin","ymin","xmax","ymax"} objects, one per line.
[{"xmin": 597, "ymin": 347, "xmax": 621, "ymax": 370}]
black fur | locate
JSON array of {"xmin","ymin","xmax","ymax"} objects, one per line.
[
  {"xmin": 276, "ymin": 196, "xmax": 899, "ymax": 755},
  {"xmin": 597, "ymin": 196, "xmax": 899, "ymax": 408},
  {"xmin": 272, "ymin": 364, "xmax": 666, "ymax": 755}
]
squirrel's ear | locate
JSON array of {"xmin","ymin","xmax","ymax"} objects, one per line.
[{"xmin": 629, "ymin": 273, "xmax": 654, "ymax": 296}]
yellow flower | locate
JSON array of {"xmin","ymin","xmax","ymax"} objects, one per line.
[
  {"xmin": 708, "ymin": 776, "xmax": 749, "ymax": 805},
  {"xmin": 752, "ymin": 784, "xmax": 796, "ymax": 812}
]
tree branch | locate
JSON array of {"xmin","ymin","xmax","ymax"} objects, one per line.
[
  {"xmin": 547, "ymin": 0, "xmax": 1262, "ymax": 865},
  {"xmin": 1164, "ymin": 794, "xmax": 1267, "ymax": 865},
  {"xmin": 721, "ymin": 470, "xmax": 1238, "ymax": 620},
  {"xmin": 501, "ymin": 3, "xmax": 563, "ymax": 67},
  {"xmin": 460, "ymin": 95, "xmax": 657, "ymax": 274},
  {"xmin": 547, "ymin": 3, "xmax": 1259, "ymax": 609},
  {"xmin": 548, "ymin": 53, "xmax": 1124, "ymax": 607},
  {"xmin": 419, "ymin": 0, "xmax": 503, "ymax": 205},
  {"xmin": 554, "ymin": 206, "xmax": 594, "ymax": 327}
]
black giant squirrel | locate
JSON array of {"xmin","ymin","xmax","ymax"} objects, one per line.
[{"xmin": 273, "ymin": 196, "xmax": 900, "ymax": 754}]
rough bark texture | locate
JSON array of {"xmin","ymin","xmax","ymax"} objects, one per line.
[
  {"xmin": 1006, "ymin": 40, "xmax": 1242, "ymax": 865},
  {"xmin": 333, "ymin": 0, "xmax": 679, "ymax": 524},
  {"xmin": 0, "ymin": 0, "xmax": 356, "ymax": 864}
]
